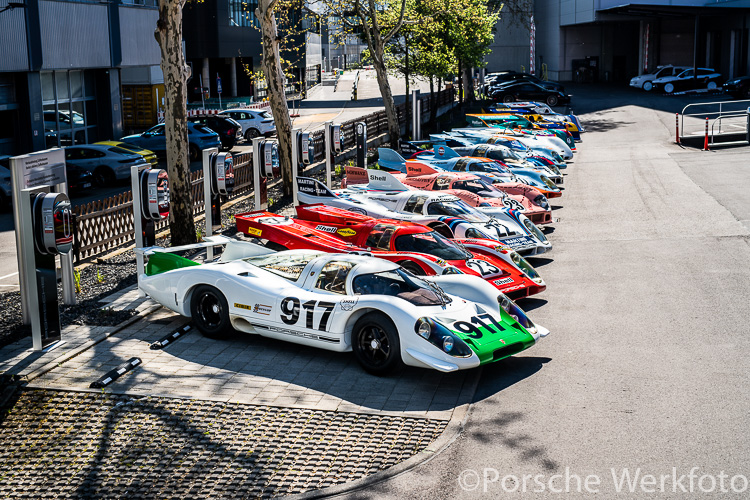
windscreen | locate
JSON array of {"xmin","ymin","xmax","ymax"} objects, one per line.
[
  {"xmin": 352, "ymin": 269, "xmax": 448, "ymax": 306},
  {"xmin": 394, "ymin": 231, "xmax": 470, "ymax": 261}
]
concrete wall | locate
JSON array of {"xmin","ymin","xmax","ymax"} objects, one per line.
[{"xmin": 485, "ymin": 9, "xmax": 532, "ymax": 74}]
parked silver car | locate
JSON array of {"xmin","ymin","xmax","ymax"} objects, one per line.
[
  {"xmin": 630, "ymin": 65, "xmax": 690, "ymax": 91},
  {"xmin": 64, "ymin": 144, "xmax": 147, "ymax": 186},
  {"xmin": 219, "ymin": 108, "xmax": 276, "ymax": 141}
]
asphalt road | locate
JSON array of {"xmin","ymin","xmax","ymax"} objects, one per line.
[{"xmin": 345, "ymin": 85, "xmax": 750, "ymax": 499}]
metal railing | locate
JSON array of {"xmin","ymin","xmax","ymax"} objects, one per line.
[{"xmin": 680, "ymin": 99, "xmax": 750, "ymax": 145}]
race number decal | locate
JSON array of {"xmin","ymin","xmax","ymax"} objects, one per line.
[
  {"xmin": 465, "ymin": 259, "xmax": 501, "ymax": 277},
  {"xmin": 504, "ymin": 198, "xmax": 525, "ymax": 211},
  {"xmin": 452, "ymin": 314, "xmax": 506, "ymax": 339},
  {"xmin": 280, "ymin": 297, "xmax": 335, "ymax": 331}
]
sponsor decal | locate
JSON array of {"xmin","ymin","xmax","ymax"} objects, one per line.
[
  {"xmin": 253, "ymin": 304, "xmax": 272, "ymax": 315},
  {"xmin": 315, "ymin": 225, "xmax": 338, "ymax": 233},
  {"xmin": 435, "ymin": 258, "xmax": 446, "ymax": 266},
  {"xmin": 369, "ymin": 173, "xmax": 387, "ymax": 182},
  {"xmin": 337, "ymin": 228, "xmax": 356, "ymax": 237},
  {"xmin": 257, "ymin": 216, "xmax": 292, "ymax": 225},
  {"xmin": 502, "ymin": 236, "xmax": 535, "ymax": 247},
  {"xmin": 245, "ymin": 227, "xmax": 262, "ymax": 237},
  {"xmin": 493, "ymin": 277, "xmax": 514, "ymax": 286},
  {"xmin": 437, "ymin": 146, "xmax": 445, "ymax": 156},
  {"xmin": 339, "ymin": 298, "xmax": 358, "ymax": 311},
  {"xmin": 234, "ymin": 303, "xmax": 253, "ymax": 310}
]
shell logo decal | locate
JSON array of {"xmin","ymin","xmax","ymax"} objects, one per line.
[{"xmin": 337, "ymin": 228, "xmax": 356, "ymax": 237}]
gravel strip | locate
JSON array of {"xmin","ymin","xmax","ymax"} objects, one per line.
[{"xmin": 0, "ymin": 389, "xmax": 446, "ymax": 499}]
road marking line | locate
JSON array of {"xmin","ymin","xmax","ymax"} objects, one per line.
[{"xmin": 0, "ymin": 272, "xmax": 18, "ymax": 280}]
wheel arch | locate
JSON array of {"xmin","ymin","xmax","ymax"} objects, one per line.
[{"xmin": 342, "ymin": 307, "xmax": 397, "ymax": 350}]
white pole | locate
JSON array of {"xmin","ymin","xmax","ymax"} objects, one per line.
[
  {"xmin": 252, "ymin": 137, "xmax": 266, "ymax": 210},
  {"xmin": 131, "ymin": 164, "xmax": 146, "ymax": 297}
]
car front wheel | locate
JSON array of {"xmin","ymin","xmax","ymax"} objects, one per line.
[
  {"xmin": 707, "ymin": 81, "xmax": 717, "ymax": 90},
  {"xmin": 502, "ymin": 95, "xmax": 514, "ymax": 103},
  {"xmin": 352, "ymin": 312, "xmax": 403, "ymax": 375},
  {"xmin": 643, "ymin": 81, "xmax": 653, "ymax": 91},
  {"xmin": 546, "ymin": 95, "xmax": 559, "ymax": 106},
  {"xmin": 190, "ymin": 285, "xmax": 233, "ymax": 339}
]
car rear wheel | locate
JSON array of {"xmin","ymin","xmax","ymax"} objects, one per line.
[
  {"xmin": 245, "ymin": 128, "xmax": 261, "ymax": 141},
  {"xmin": 94, "ymin": 167, "xmax": 115, "ymax": 187},
  {"xmin": 352, "ymin": 312, "xmax": 403, "ymax": 375},
  {"xmin": 664, "ymin": 83, "xmax": 675, "ymax": 94},
  {"xmin": 546, "ymin": 95, "xmax": 559, "ymax": 106},
  {"xmin": 502, "ymin": 95, "xmax": 514, "ymax": 103},
  {"xmin": 190, "ymin": 285, "xmax": 233, "ymax": 339},
  {"xmin": 398, "ymin": 261, "xmax": 426, "ymax": 276},
  {"xmin": 707, "ymin": 81, "xmax": 717, "ymax": 90},
  {"xmin": 643, "ymin": 81, "xmax": 653, "ymax": 91}
]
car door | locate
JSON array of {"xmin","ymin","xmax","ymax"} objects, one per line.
[{"xmin": 140, "ymin": 125, "xmax": 166, "ymax": 153}]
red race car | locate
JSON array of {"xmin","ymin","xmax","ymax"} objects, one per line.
[{"xmin": 235, "ymin": 205, "xmax": 546, "ymax": 298}]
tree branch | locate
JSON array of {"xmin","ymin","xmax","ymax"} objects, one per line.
[{"xmin": 383, "ymin": 0, "xmax": 407, "ymax": 42}]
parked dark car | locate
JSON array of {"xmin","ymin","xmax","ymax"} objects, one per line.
[
  {"xmin": 486, "ymin": 71, "xmax": 565, "ymax": 93},
  {"xmin": 652, "ymin": 68, "xmax": 723, "ymax": 94},
  {"xmin": 723, "ymin": 76, "xmax": 750, "ymax": 99},
  {"xmin": 121, "ymin": 122, "xmax": 221, "ymax": 162},
  {"xmin": 66, "ymin": 163, "xmax": 94, "ymax": 194},
  {"xmin": 188, "ymin": 115, "xmax": 242, "ymax": 150},
  {"xmin": 489, "ymin": 81, "xmax": 570, "ymax": 106}
]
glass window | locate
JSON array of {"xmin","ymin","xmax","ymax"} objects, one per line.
[
  {"xmin": 352, "ymin": 269, "xmax": 446, "ymax": 306},
  {"xmin": 74, "ymin": 130, "xmax": 86, "ymax": 145},
  {"xmin": 71, "ymin": 102, "xmax": 85, "ymax": 125},
  {"xmin": 394, "ymin": 232, "xmax": 469, "ymax": 260},
  {"xmin": 426, "ymin": 200, "xmax": 486, "ymax": 222},
  {"xmin": 55, "ymin": 72, "xmax": 69, "ymax": 100},
  {"xmin": 435, "ymin": 177, "xmax": 451, "ymax": 190},
  {"xmin": 84, "ymin": 71, "xmax": 96, "ymax": 97},
  {"xmin": 364, "ymin": 224, "xmax": 396, "ymax": 250},
  {"xmin": 41, "ymin": 72, "xmax": 55, "ymax": 101},
  {"xmin": 403, "ymin": 195, "xmax": 427, "ymax": 214},
  {"xmin": 315, "ymin": 261, "xmax": 354, "ymax": 294},
  {"xmin": 243, "ymin": 251, "xmax": 323, "ymax": 281},
  {"xmin": 85, "ymin": 100, "xmax": 97, "ymax": 126},
  {"xmin": 70, "ymin": 71, "xmax": 83, "ymax": 98},
  {"xmin": 464, "ymin": 228, "xmax": 487, "ymax": 239},
  {"xmin": 228, "ymin": 0, "xmax": 258, "ymax": 27}
]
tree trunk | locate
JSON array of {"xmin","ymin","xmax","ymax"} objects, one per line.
[
  {"xmin": 370, "ymin": 37, "xmax": 401, "ymax": 150},
  {"xmin": 155, "ymin": 0, "xmax": 195, "ymax": 246},
  {"xmin": 463, "ymin": 67, "xmax": 475, "ymax": 102},
  {"xmin": 257, "ymin": 0, "xmax": 293, "ymax": 197}
]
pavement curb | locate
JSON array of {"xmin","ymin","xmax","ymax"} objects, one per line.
[
  {"xmin": 18, "ymin": 303, "xmax": 162, "ymax": 384},
  {"xmin": 287, "ymin": 366, "xmax": 482, "ymax": 500}
]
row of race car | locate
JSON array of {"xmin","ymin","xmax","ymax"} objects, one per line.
[{"xmin": 139, "ymin": 102, "xmax": 584, "ymax": 375}]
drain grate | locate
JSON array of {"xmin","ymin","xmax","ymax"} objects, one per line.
[{"xmin": 0, "ymin": 390, "xmax": 446, "ymax": 498}]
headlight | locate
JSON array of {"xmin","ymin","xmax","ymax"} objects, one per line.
[
  {"xmin": 522, "ymin": 217, "xmax": 548, "ymax": 243},
  {"xmin": 533, "ymin": 194, "xmax": 549, "ymax": 210},
  {"xmin": 417, "ymin": 319, "xmax": 431, "ymax": 339},
  {"xmin": 415, "ymin": 317, "xmax": 472, "ymax": 357},
  {"xmin": 541, "ymin": 176, "xmax": 557, "ymax": 189},
  {"xmin": 497, "ymin": 296, "xmax": 538, "ymax": 335},
  {"xmin": 442, "ymin": 266, "xmax": 463, "ymax": 275},
  {"xmin": 497, "ymin": 294, "xmax": 512, "ymax": 313}
]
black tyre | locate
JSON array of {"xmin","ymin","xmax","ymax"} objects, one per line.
[
  {"xmin": 707, "ymin": 81, "xmax": 717, "ymax": 90},
  {"xmin": 546, "ymin": 95, "xmax": 559, "ymax": 106},
  {"xmin": 189, "ymin": 145, "xmax": 200, "ymax": 162},
  {"xmin": 94, "ymin": 167, "xmax": 115, "ymax": 187},
  {"xmin": 643, "ymin": 81, "xmax": 653, "ymax": 92},
  {"xmin": 245, "ymin": 128, "xmax": 261, "ymax": 141},
  {"xmin": 502, "ymin": 94, "xmax": 514, "ymax": 103},
  {"xmin": 664, "ymin": 83, "xmax": 675, "ymax": 94},
  {"xmin": 190, "ymin": 285, "xmax": 233, "ymax": 339},
  {"xmin": 399, "ymin": 260, "xmax": 425, "ymax": 276},
  {"xmin": 351, "ymin": 312, "xmax": 403, "ymax": 375}
]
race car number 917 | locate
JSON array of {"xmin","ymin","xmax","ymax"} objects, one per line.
[
  {"xmin": 452, "ymin": 314, "xmax": 506, "ymax": 339},
  {"xmin": 281, "ymin": 297, "xmax": 335, "ymax": 331}
]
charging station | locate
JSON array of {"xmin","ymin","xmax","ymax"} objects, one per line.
[
  {"xmin": 10, "ymin": 149, "xmax": 76, "ymax": 326},
  {"xmin": 253, "ymin": 137, "xmax": 278, "ymax": 211},
  {"xmin": 131, "ymin": 164, "xmax": 170, "ymax": 290},
  {"xmin": 324, "ymin": 121, "xmax": 342, "ymax": 188},
  {"xmin": 18, "ymin": 187, "xmax": 74, "ymax": 350},
  {"xmin": 290, "ymin": 128, "xmax": 304, "ymax": 206},
  {"xmin": 412, "ymin": 89, "xmax": 421, "ymax": 141},
  {"xmin": 355, "ymin": 122, "xmax": 367, "ymax": 169},
  {"xmin": 202, "ymin": 148, "xmax": 234, "ymax": 260}
]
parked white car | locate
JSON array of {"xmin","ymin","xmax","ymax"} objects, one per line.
[
  {"xmin": 219, "ymin": 108, "xmax": 276, "ymax": 141},
  {"xmin": 630, "ymin": 65, "xmax": 690, "ymax": 92}
]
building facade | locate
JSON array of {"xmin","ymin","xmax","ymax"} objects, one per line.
[
  {"xmin": 0, "ymin": 0, "xmax": 162, "ymax": 157},
  {"xmin": 487, "ymin": 0, "xmax": 750, "ymax": 83}
]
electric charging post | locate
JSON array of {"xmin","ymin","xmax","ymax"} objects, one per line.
[
  {"xmin": 202, "ymin": 147, "xmax": 218, "ymax": 260},
  {"xmin": 355, "ymin": 122, "xmax": 367, "ymax": 169},
  {"xmin": 131, "ymin": 164, "xmax": 170, "ymax": 294},
  {"xmin": 291, "ymin": 127, "xmax": 301, "ymax": 206},
  {"xmin": 411, "ymin": 89, "xmax": 421, "ymax": 140},
  {"xmin": 10, "ymin": 149, "xmax": 76, "ymax": 326},
  {"xmin": 324, "ymin": 121, "xmax": 333, "ymax": 188}
]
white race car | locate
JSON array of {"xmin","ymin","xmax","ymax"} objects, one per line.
[
  {"xmin": 297, "ymin": 173, "xmax": 550, "ymax": 255},
  {"xmin": 139, "ymin": 238, "xmax": 548, "ymax": 374}
]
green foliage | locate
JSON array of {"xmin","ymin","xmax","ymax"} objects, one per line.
[
  {"xmin": 73, "ymin": 269, "xmax": 81, "ymax": 294},
  {"xmin": 96, "ymin": 268, "xmax": 104, "ymax": 284}
]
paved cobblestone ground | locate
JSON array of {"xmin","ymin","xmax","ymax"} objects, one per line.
[
  {"xmin": 27, "ymin": 308, "xmax": 470, "ymax": 420},
  {"xmin": 0, "ymin": 390, "xmax": 446, "ymax": 499}
]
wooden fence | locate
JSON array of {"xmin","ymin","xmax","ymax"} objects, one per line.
[{"xmin": 72, "ymin": 88, "xmax": 456, "ymax": 263}]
